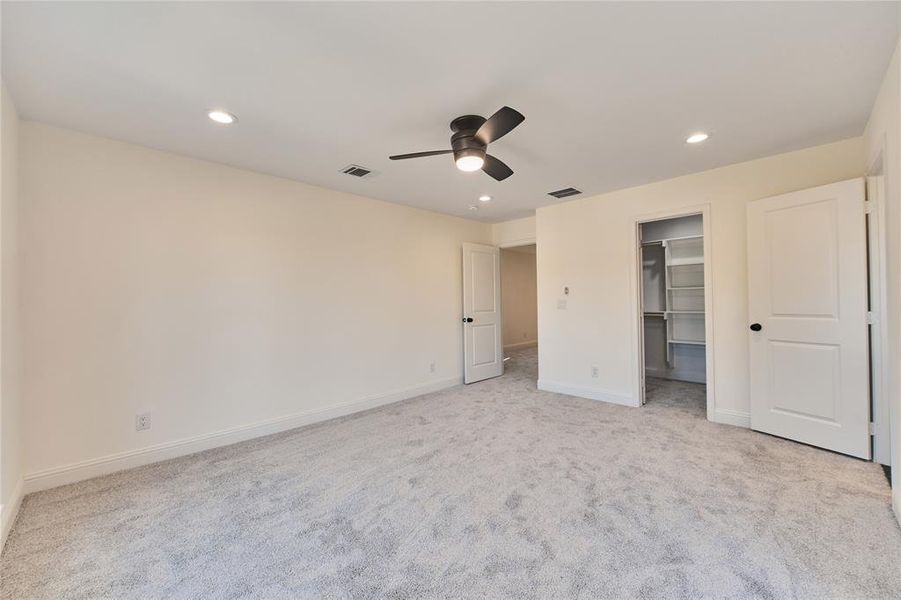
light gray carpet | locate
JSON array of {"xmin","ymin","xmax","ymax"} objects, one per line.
[{"xmin": 2, "ymin": 347, "xmax": 900, "ymax": 599}]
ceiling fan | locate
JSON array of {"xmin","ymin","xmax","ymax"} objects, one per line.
[{"xmin": 389, "ymin": 106, "xmax": 525, "ymax": 181}]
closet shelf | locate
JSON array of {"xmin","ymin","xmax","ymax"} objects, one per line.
[
  {"xmin": 666, "ymin": 310, "xmax": 704, "ymax": 314},
  {"xmin": 668, "ymin": 258, "xmax": 704, "ymax": 266},
  {"xmin": 669, "ymin": 339, "xmax": 705, "ymax": 346},
  {"xmin": 667, "ymin": 286, "xmax": 704, "ymax": 290}
]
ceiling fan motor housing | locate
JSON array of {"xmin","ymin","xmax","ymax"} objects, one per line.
[{"xmin": 450, "ymin": 115, "xmax": 488, "ymax": 162}]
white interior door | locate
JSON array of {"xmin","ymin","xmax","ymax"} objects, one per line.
[
  {"xmin": 748, "ymin": 178, "xmax": 870, "ymax": 459},
  {"xmin": 462, "ymin": 243, "xmax": 503, "ymax": 384}
]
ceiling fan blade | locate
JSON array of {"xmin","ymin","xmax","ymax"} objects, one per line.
[
  {"xmin": 482, "ymin": 154, "xmax": 513, "ymax": 181},
  {"xmin": 474, "ymin": 106, "xmax": 525, "ymax": 145},
  {"xmin": 389, "ymin": 150, "xmax": 453, "ymax": 160}
]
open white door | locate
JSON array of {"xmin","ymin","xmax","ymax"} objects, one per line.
[
  {"xmin": 462, "ymin": 243, "xmax": 503, "ymax": 384},
  {"xmin": 748, "ymin": 178, "xmax": 870, "ymax": 459}
]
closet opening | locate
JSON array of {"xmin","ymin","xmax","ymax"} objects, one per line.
[
  {"xmin": 500, "ymin": 244, "xmax": 538, "ymax": 383},
  {"xmin": 637, "ymin": 213, "xmax": 710, "ymax": 416}
]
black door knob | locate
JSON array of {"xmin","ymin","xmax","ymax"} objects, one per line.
[
  {"xmin": 750, "ymin": 323, "xmax": 762, "ymax": 332},
  {"xmin": 462, "ymin": 317, "xmax": 473, "ymax": 323}
]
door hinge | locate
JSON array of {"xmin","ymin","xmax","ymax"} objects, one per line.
[
  {"xmin": 865, "ymin": 200, "xmax": 874, "ymax": 214},
  {"xmin": 867, "ymin": 311, "xmax": 877, "ymax": 325},
  {"xmin": 869, "ymin": 422, "xmax": 876, "ymax": 435}
]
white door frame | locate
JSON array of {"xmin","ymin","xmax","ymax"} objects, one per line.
[
  {"xmin": 497, "ymin": 237, "xmax": 537, "ymax": 250},
  {"xmin": 867, "ymin": 141, "xmax": 891, "ymax": 465},
  {"xmin": 631, "ymin": 204, "xmax": 716, "ymax": 420}
]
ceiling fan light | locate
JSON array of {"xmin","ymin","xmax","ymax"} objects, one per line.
[
  {"xmin": 456, "ymin": 154, "xmax": 484, "ymax": 172},
  {"xmin": 455, "ymin": 148, "xmax": 485, "ymax": 172}
]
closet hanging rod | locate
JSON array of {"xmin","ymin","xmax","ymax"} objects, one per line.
[{"xmin": 641, "ymin": 233, "xmax": 703, "ymax": 245}]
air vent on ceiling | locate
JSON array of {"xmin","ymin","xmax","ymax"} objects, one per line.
[
  {"xmin": 548, "ymin": 187, "xmax": 582, "ymax": 199},
  {"xmin": 341, "ymin": 164, "xmax": 373, "ymax": 178}
]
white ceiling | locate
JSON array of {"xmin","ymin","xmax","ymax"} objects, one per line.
[{"xmin": 2, "ymin": 2, "xmax": 897, "ymax": 222}]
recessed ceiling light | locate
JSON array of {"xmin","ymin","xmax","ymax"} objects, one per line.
[
  {"xmin": 468, "ymin": 205, "xmax": 479, "ymax": 211},
  {"xmin": 686, "ymin": 132, "xmax": 709, "ymax": 144},
  {"xmin": 208, "ymin": 110, "xmax": 237, "ymax": 125},
  {"xmin": 479, "ymin": 195, "xmax": 492, "ymax": 202}
]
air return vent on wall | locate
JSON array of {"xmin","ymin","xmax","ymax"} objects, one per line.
[
  {"xmin": 341, "ymin": 164, "xmax": 373, "ymax": 178},
  {"xmin": 548, "ymin": 187, "xmax": 582, "ymax": 199}
]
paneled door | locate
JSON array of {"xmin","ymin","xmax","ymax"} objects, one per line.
[
  {"xmin": 462, "ymin": 243, "xmax": 503, "ymax": 384},
  {"xmin": 747, "ymin": 178, "xmax": 869, "ymax": 458}
]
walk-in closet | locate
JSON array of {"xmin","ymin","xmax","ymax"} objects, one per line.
[{"xmin": 640, "ymin": 214, "xmax": 707, "ymax": 410}]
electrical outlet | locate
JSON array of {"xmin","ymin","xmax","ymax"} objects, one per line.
[
  {"xmin": 591, "ymin": 365, "xmax": 599, "ymax": 378},
  {"xmin": 557, "ymin": 299, "xmax": 567, "ymax": 310},
  {"xmin": 135, "ymin": 412, "xmax": 151, "ymax": 431},
  {"xmin": 429, "ymin": 362, "xmax": 436, "ymax": 373}
]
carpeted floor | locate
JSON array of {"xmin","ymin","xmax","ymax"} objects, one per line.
[{"xmin": 2, "ymin": 346, "xmax": 900, "ymax": 599}]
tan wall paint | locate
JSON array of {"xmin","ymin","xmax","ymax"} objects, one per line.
[
  {"xmin": 500, "ymin": 247, "xmax": 537, "ymax": 349},
  {"xmin": 492, "ymin": 216, "xmax": 535, "ymax": 247},
  {"xmin": 19, "ymin": 122, "xmax": 491, "ymax": 484},
  {"xmin": 0, "ymin": 83, "xmax": 23, "ymax": 546},
  {"xmin": 864, "ymin": 37, "xmax": 901, "ymax": 520},
  {"xmin": 536, "ymin": 137, "xmax": 865, "ymax": 423}
]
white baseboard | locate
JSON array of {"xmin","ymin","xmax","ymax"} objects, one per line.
[
  {"xmin": 711, "ymin": 408, "xmax": 751, "ymax": 428},
  {"xmin": 537, "ymin": 379, "xmax": 637, "ymax": 407},
  {"xmin": 23, "ymin": 376, "xmax": 461, "ymax": 495},
  {"xmin": 1, "ymin": 477, "xmax": 24, "ymax": 551},
  {"xmin": 504, "ymin": 340, "xmax": 537, "ymax": 351}
]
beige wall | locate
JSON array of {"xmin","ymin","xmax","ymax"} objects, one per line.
[
  {"xmin": 19, "ymin": 122, "xmax": 491, "ymax": 489},
  {"xmin": 501, "ymin": 247, "xmax": 537, "ymax": 350},
  {"xmin": 492, "ymin": 216, "xmax": 535, "ymax": 247},
  {"xmin": 536, "ymin": 138, "xmax": 865, "ymax": 426},
  {"xmin": 864, "ymin": 37, "xmax": 901, "ymax": 519},
  {"xmin": 0, "ymin": 83, "xmax": 22, "ymax": 545}
]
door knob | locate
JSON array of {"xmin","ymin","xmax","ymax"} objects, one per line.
[
  {"xmin": 463, "ymin": 317, "xmax": 474, "ymax": 323},
  {"xmin": 750, "ymin": 323, "xmax": 762, "ymax": 332}
]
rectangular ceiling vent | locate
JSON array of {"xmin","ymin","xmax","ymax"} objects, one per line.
[
  {"xmin": 548, "ymin": 187, "xmax": 582, "ymax": 199},
  {"xmin": 341, "ymin": 164, "xmax": 373, "ymax": 178}
]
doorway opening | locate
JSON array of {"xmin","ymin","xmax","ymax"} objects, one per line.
[
  {"xmin": 638, "ymin": 214, "xmax": 708, "ymax": 415},
  {"xmin": 500, "ymin": 244, "xmax": 537, "ymax": 383}
]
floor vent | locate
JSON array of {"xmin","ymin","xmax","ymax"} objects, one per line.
[
  {"xmin": 548, "ymin": 187, "xmax": 582, "ymax": 199},
  {"xmin": 341, "ymin": 164, "xmax": 373, "ymax": 178}
]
